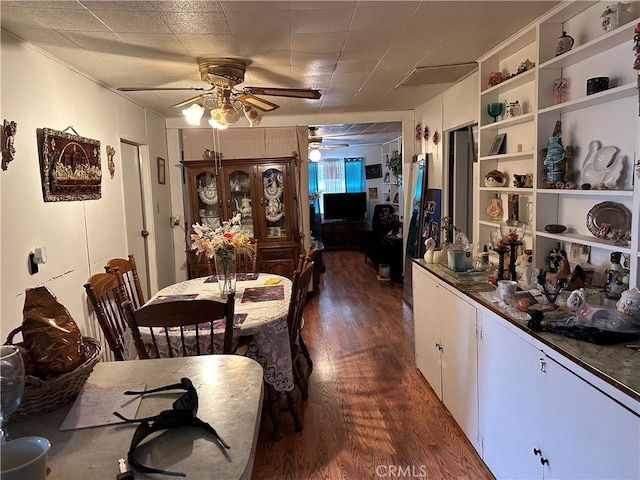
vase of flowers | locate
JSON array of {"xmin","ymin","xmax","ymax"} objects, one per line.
[{"xmin": 191, "ymin": 213, "xmax": 253, "ymax": 298}]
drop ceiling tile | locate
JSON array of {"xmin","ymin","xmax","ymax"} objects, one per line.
[
  {"xmin": 235, "ymin": 35, "xmax": 290, "ymax": 56},
  {"xmin": 94, "ymin": 10, "xmax": 172, "ymax": 33},
  {"xmin": 150, "ymin": 1, "xmax": 224, "ymax": 13},
  {"xmin": 291, "ymin": 32, "xmax": 346, "ymax": 54},
  {"xmin": 290, "ymin": 7, "xmax": 354, "ymax": 34},
  {"xmin": 333, "ymin": 59, "xmax": 379, "ymax": 75},
  {"xmin": 1, "ymin": 27, "xmax": 78, "ymax": 47},
  {"xmin": 1, "ymin": 1, "xmax": 83, "ymax": 9},
  {"xmin": 0, "ymin": 6, "xmax": 110, "ymax": 31},
  {"xmin": 82, "ymin": 1, "xmax": 155, "ymax": 11},
  {"xmin": 176, "ymin": 33, "xmax": 237, "ymax": 53},
  {"xmin": 224, "ymin": 10, "xmax": 289, "ymax": 36},
  {"xmin": 406, "ymin": 1, "xmax": 478, "ymax": 26},
  {"xmin": 350, "ymin": 3, "xmax": 418, "ymax": 30},
  {"xmin": 160, "ymin": 11, "xmax": 231, "ymax": 34},
  {"xmin": 291, "ymin": 51, "xmax": 340, "ymax": 68},
  {"xmin": 220, "ymin": 1, "xmax": 289, "ymax": 12},
  {"xmin": 117, "ymin": 32, "xmax": 187, "ymax": 53},
  {"xmin": 58, "ymin": 31, "xmax": 131, "ymax": 54}
]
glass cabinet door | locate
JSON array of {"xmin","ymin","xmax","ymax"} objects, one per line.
[
  {"xmin": 195, "ymin": 170, "xmax": 221, "ymax": 230},
  {"xmin": 260, "ymin": 166, "xmax": 288, "ymax": 240},
  {"xmin": 226, "ymin": 167, "xmax": 254, "ymax": 238}
]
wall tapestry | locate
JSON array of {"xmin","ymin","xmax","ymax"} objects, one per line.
[{"xmin": 38, "ymin": 128, "xmax": 101, "ymax": 202}]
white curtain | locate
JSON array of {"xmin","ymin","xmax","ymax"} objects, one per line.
[{"xmin": 318, "ymin": 157, "xmax": 345, "ymax": 193}]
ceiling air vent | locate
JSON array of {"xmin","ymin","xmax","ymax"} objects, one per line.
[{"xmin": 397, "ymin": 62, "xmax": 478, "ymax": 88}]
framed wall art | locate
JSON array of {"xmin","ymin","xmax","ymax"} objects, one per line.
[
  {"xmin": 157, "ymin": 157, "xmax": 166, "ymax": 184},
  {"xmin": 365, "ymin": 163, "xmax": 382, "ymax": 179},
  {"xmin": 38, "ymin": 128, "xmax": 101, "ymax": 202}
]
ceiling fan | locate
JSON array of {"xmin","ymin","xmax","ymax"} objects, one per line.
[
  {"xmin": 117, "ymin": 58, "xmax": 321, "ymax": 129},
  {"xmin": 308, "ymin": 126, "xmax": 349, "ymax": 150},
  {"xmin": 308, "ymin": 126, "xmax": 349, "ymax": 162}
]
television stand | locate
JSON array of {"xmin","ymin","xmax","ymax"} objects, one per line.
[{"xmin": 321, "ymin": 219, "xmax": 365, "ymax": 251}]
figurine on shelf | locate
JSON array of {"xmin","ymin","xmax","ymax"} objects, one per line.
[
  {"xmin": 546, "ymin": 241, "xmax": 566, "ymax": 274},
  {"xmin": 601, "ymin": 2, "xmax": 632, "ymax": 32},
  {"xmin": 517, "ymin": 59, "xmax": 535, "ymax": 74},
  {"xmin": 542, "ymin": 120, "xmax": 566, "ymax": 187},
  {"xmin": 487, "ymin": 71, "xmax": 507, "ymax": 87}
]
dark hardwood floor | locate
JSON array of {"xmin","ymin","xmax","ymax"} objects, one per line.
[{"xmin": 251, "ymin": 251, "xmax": 494, "ymax": 480}]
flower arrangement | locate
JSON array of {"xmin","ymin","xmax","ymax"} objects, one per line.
[
  {"xmin": 191, "ymin": 213, "xmax": 254, "ymax": 295},
  {"xmin": 191, "ymin": 213, "xmax": 252, "ymax": 259}
]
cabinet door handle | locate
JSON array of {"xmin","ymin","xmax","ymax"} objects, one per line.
[
  {"xmin": 533, "ymin": 448, "xmax": 541, "ymax": 456},
  {"xmin": 540, "ymin": 457, "xmax": 549, "ymax": 466},
  {"xmin": 539, "ymin": 358, "xmax": 546, "ymax": 372}
]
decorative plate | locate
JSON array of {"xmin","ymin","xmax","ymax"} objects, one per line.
[
  {"xmin": 198, "ymin": 181, "xmax": 218, "ymax": 205},
  {"xmin": 586, "ymin": 201, "xmax": 631, "ymax": 237}
]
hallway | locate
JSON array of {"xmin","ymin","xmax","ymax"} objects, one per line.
[{"xmin": 251, "ymin": 251, "xmax": 494, "ymax": 479}]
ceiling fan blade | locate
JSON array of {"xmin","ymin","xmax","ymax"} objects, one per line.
[
  {"xmin": 235, "ymin": 94, "xmax": 280, "ymax": 112},
  {"xmin": 117, "ymin": 86, "xmax": 211, "ymax": 92},
  {"xmin": 169, "ymin": 93, "xmax": 211, "ymax": 109},
  {"xmin": 320, "ymin": 144, "xmax": 349, "ymax": 150},
  {"xmin": 243, "ymin": 87, "xmax": 321, "ymax": 99}
]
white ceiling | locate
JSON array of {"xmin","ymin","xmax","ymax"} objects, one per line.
[{"xmin": 1, "ymin": 1, "xmax": 560, "ymax": 145}]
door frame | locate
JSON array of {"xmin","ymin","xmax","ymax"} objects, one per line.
[{"xmin": 120, "ymin": 139, "xmax": 159, "ymax": 297}]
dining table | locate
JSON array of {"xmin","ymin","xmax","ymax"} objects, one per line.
[
  {"xmin": 140, "ymin": 273, "xmax": 295, "ymax": 392},
  {"xmin": 8, "ymin": 355, "xmax": 264, "ymax": 480}
]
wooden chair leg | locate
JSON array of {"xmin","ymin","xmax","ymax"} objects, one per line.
[
  {"xmin": 299, "ymin": 335, "xmax": 313, "ymax": 372},
  {"xmin": 293, "ymin": 358, "xmax": 309, "ymax": 400},
  {"xmin": 265, "ymin": 382, "xmax": 282, "ymax": 441},
  {"xmin": 285, "ymin": 389, "xmax": 303, "ymax": 432}
]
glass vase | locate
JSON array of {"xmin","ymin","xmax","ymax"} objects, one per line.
[{"xmin": 213, "ymin": 249, "xmax": 236, "ymax": 298}]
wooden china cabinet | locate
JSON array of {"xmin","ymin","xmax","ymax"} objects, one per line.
[{"xmin": 182, "ymin": 157, "xmax": 301, "ymax": 279}]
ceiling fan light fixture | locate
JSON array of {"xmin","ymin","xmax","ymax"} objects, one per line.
[
  {"xmin": 308, "ymin": 148, "xmax": 321, "ymax": 162},
  {"xmin": 182, "ymin": 103, "xmax": 204, "ymax": 126},
  {"xmin": 243, "ymin": 106, "xmax": 262, "ymax": 127},
  {"xmin": 209, "ymin": 110, "xmax": 228, "ymax": 130}
]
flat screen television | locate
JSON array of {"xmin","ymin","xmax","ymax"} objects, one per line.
[{"xmin": 322, "ymin": 192, "xmax": 367, "ymax": 221}]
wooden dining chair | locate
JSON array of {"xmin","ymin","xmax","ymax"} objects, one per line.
[
  {"xmin": 265, "ymin": 261, "xmax": 314, "ymax": 438},
  {"xmin": 122, "ymin": 294, "xmax": 236, "ymax": 359},
  {"xmin": 296, "ymin": 246, "xmax": 317, "ymax": 371},
  {"xmin": 104, "ymin": 254, "xmax": 145, "ymax": 309},
  {"xmin": 236, "ymin": 239, "xmax": 259, "ymax": 275},
  {"xmin": 84, "ymin": 272, "xmax": 130, "ymax": 361}
]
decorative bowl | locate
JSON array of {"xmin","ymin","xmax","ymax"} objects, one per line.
[{"xmin": 544, "ymin": 224, "xmax": 567, "ymax": 234}]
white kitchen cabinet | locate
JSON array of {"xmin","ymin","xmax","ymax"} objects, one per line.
[
  {"xmin": 542, "ymin": 352, "xmax": 640, "ymax": 479},
  {"xmin": 478, "ymin": 308, "xmax": 640, "ymax": 480},
  {"xmin": 412, "ymin": 263, "xmax": 442, "ymax": 397},
  {"xmin": 478, "ymin": 310, "xmax": 544, "ymax": 479},
  {"xmin": 412, "ymin": 263, "xmax": 479, "ymax": 450}
]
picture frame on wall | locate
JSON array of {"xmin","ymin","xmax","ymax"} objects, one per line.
[
  {"xmin": 488, "ymin": 133, "xmax": 506, "ymax": 156},
  {"xmin": 369, "ymin": 187, "xmax": 378, "ymax": 200},
  {"xmin": 365, "ymin": 163, "xmax": 382, "ymax": 179},
  {"xmin": 157, "ymin": 157, "xmax": 166, "ymax": 184}
]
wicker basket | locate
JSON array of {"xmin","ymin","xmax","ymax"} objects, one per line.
[{"xmin": 5, "ymin": 331, "xmax": 102, "ymax": 423}]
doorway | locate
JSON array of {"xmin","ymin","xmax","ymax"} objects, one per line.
[
  {"xmin": 120, "ymin": 141, "xmax": 151, "ymax": 299},
  {"xmin": 446, "ymin": 126, "xmax": 475, "ymax": 242}
]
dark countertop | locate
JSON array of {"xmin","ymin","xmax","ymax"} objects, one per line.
[{"xmin": 413, "ymin": 259, "xmax": 640, "ymax": 403}]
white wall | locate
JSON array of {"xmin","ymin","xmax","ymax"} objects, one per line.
[
  {"xmin": 0, "ymin": 34, "xmax": 169, "ymax": 344},
  {"xmin": 414, "ymin": 72, "xmax": 479, "ymax": 199}
]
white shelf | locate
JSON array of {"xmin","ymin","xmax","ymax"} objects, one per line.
[
  {"xmin": 478, "ymin": 151, "xmax": 534, "ymax": 162},
  {"xmin": 480, "ymin": 112, "xmax": 535, "ymax": 131},
  {"xmin": 539, "ymin": 19, "xmax": 640, "ymax": 71},
  {"xmin": 479, "ymin": 187, "xmax": 534, "ymax": 194},
  {"xmin": 538, "ymin": 83, "xmax": 637, "ymax": 116},
  {"xmin": 536, "ymin": 188, "xmax": 634, "ymax": 197},
  {"xmin": 480, "ymin": 69, "xmax": 536, "ymax": 98},
  {"xmin": 535, "ymin": 230, "xmax": 632, "ymax": 255}
]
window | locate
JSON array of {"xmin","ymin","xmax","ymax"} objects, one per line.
[{"xmin": 309, "ymin": 157, "xmax": 365, "ymax": 214}]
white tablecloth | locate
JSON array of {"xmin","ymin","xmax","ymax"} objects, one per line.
[{"xmin": 145, "ymin": 273, "xmax": 294, "ymax": 392}]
